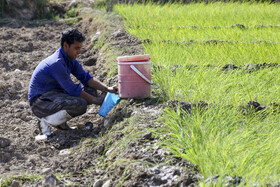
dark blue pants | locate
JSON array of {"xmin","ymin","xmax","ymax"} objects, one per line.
[{"xmin": 30, "ymin": 88, "xmax": 97, "ymax": 118}]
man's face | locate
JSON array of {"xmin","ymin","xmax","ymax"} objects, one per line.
[{"xmin": 63, "ymin": 40, "xmax": 82, "ymax": 60}]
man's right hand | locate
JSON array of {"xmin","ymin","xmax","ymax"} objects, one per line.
[{"xmin": 79, "ymin": 90, "xmax": 105, "ymax": 105}]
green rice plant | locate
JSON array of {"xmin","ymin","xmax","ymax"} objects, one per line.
[
  {"xmin": 126, "ymin": 24, "xmax": 280, "ymax": 43},
  {"xmin": 160, "ymin": 107, "xmax": 280, "ymax": 185},
  {"xmin": 146, "ymin": 42, "xmax": 280, "ymax": 67},
  {"xmin": 116, "ymin": 2, "xmax": 280, "ymax": 68},
  {"xmin": 115, "ymin": 2, "xmax": 280, "ymax": 106},
  {"xmin": 115, "ymin": 2, "xmax": 280, "ymax": 28},
  {"xmin": 154, "ymin": 66, "xmax": 280, "ymax": 105},
  {"xmin": 115, "ymin": 2, "xmax": 280, "ymax": 185}
]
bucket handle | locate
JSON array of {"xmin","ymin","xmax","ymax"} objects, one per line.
[{"xmin": 130, "ymin": 65, "xmax": 153, "ymax": 84}]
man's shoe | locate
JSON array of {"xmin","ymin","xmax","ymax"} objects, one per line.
[
  {"xmin": 35, "ymin": 119, "xmax": 51, "ymax": 141},
  {"xmin": 55, "ymin": 123, "xmax": 76, "ymax": 130},
  {"xmin": 38, "ymin": 119, "xmax": 52, "ymax": 136},
  {"xmin": 35, "ymin": 134, "xmax": 48, "ymax": 141}
]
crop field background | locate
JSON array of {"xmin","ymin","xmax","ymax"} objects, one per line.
[{"xmin": 115, "ymin": 2, "xmax": 280, "ymax": 185}]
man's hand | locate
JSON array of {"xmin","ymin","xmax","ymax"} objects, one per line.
[
  {"xmin": 79, "ymin": 90, "xmax": 106, "ymax": 105},
  {"xmin": 107, "ymin": 85, "xmax": 118, "ymax": 93},
  {"xmin": 87, "ymin": 78, "xmax": 119, "ymax": 94},
  {"xmin": 93, "ymin": 94, "xmax": 106, "ymax": 105}
]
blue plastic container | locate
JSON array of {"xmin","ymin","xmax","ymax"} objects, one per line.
[{"xmin": 98, "ymin": 92, "xmax": 120, "ymax": 117}]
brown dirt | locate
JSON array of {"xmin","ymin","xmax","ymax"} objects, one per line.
[{"xmin": 0, "ymin": 2, "xmax": 199, "ymax": 187}]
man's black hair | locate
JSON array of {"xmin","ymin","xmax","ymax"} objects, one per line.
[{"xmin": 61, "ymin": 28, "xmax": 85, "ymax": 47}]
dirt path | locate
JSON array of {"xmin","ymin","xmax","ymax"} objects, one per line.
[{"xmin": 0, "ymin": 4, "xmax": 199, "ymax": 186}]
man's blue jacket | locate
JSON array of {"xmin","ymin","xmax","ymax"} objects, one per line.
[{"xmin": 28, "ymin": 47, "xmax": 93, "ymax": 101}]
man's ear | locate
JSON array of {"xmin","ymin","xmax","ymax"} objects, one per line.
[{"xmin": 63, "ymin": 42, "xmax": 69, "ymax": 50}]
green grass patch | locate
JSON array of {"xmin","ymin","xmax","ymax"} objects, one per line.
[
  {"xmin": 64, "ymin": 17, "xmax": 80, "ymax": 25},
  {"xmin": 0, "ymin": 174, "xmax": 41, "ymax": 187},
  {"xmin": 92, "ymin": 0, "xmax": 107, "ymax": 10}
]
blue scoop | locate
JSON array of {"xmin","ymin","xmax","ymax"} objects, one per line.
[{"xmin": 98, "ymin": 92, "xmax": 121, "ymax": 117}]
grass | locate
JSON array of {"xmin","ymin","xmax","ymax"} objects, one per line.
[
  {"xmin": 0, "ymin": 174, "xmax": 41, "ymax": 187},
  {"xmin": 115, "ymin": 2, "xmax": 280, "ymax": 185}
]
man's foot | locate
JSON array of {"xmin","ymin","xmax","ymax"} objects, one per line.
[
  {"xmin": 35, "ymin": 119, "xmax": 51, "ymax": 141},
  {"xmin": 37, "ymin": 119, "xmax": 51, "ymax": 136},
  {"xmin": 55, "ymin": 123, "xmax": 76, "ymax": 130},
  {"xmin": 35, "ymin": 134, "xmax": 48, "ymax": 141}
]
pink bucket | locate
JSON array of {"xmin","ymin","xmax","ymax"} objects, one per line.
[{"xmin": 118, "ymin": 54, "xmax": 152, "ymax": 98}]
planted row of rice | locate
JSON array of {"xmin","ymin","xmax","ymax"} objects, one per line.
[
  {"xmin": 154, "ymin": 67, "xmax": 279, "ymax": 105},
  {"xmin": 146, "ymin": 42, "xmax": 280, "ymax": 67},
  {"xmin": 129, "ymin": 26, "xmax": 280, "ymax": 43},
  {"xmin": 117, "ymin": 3, "xmax": 279, "ymax": 27}
]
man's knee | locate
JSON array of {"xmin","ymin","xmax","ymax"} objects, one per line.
[
  {"xmin": 67, "ymin": 97, "xmax": 87, "ymax": 117},
  {"xmin": 84, "ymin": 87, "xmax": 98, "ymax": 97},
  {"xmin": 75, "ymin": 98, "xmax": 87, "ymax": 115}
]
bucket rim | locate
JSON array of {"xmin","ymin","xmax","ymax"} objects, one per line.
[
  {"xmin": 117, "ymin": 54, "xmax": 151, "ymax": 62},
  {"xmin": 118, "ymin": 61, "xmax": 151, "ymax": 65}
]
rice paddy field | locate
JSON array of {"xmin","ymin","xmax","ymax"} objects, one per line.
[{"xmin": 115, "ymin": 2, "xmax": 280, "ymax": 186}]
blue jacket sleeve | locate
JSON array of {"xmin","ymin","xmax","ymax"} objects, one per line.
[
  {"xmin": 72, "ymin": 60, "xmax": 93, "ymax": 86},
  {"xmin": 49, "ymin": 60, "xmax": 83, "ymax": 97}
]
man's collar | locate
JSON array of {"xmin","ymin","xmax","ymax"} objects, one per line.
[{"xmin": 59, "ymin": 47, "xmax": 73, "ymax": 62}]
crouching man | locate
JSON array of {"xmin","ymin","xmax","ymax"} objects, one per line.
[{"xmin": 28, "ymin": 28, "xmax": 117, "ymax": 140}]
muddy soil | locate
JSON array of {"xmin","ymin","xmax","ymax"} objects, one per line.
[{"xmin": 0, "ymin": 4, "xmax": 199, "ymax": 187}]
